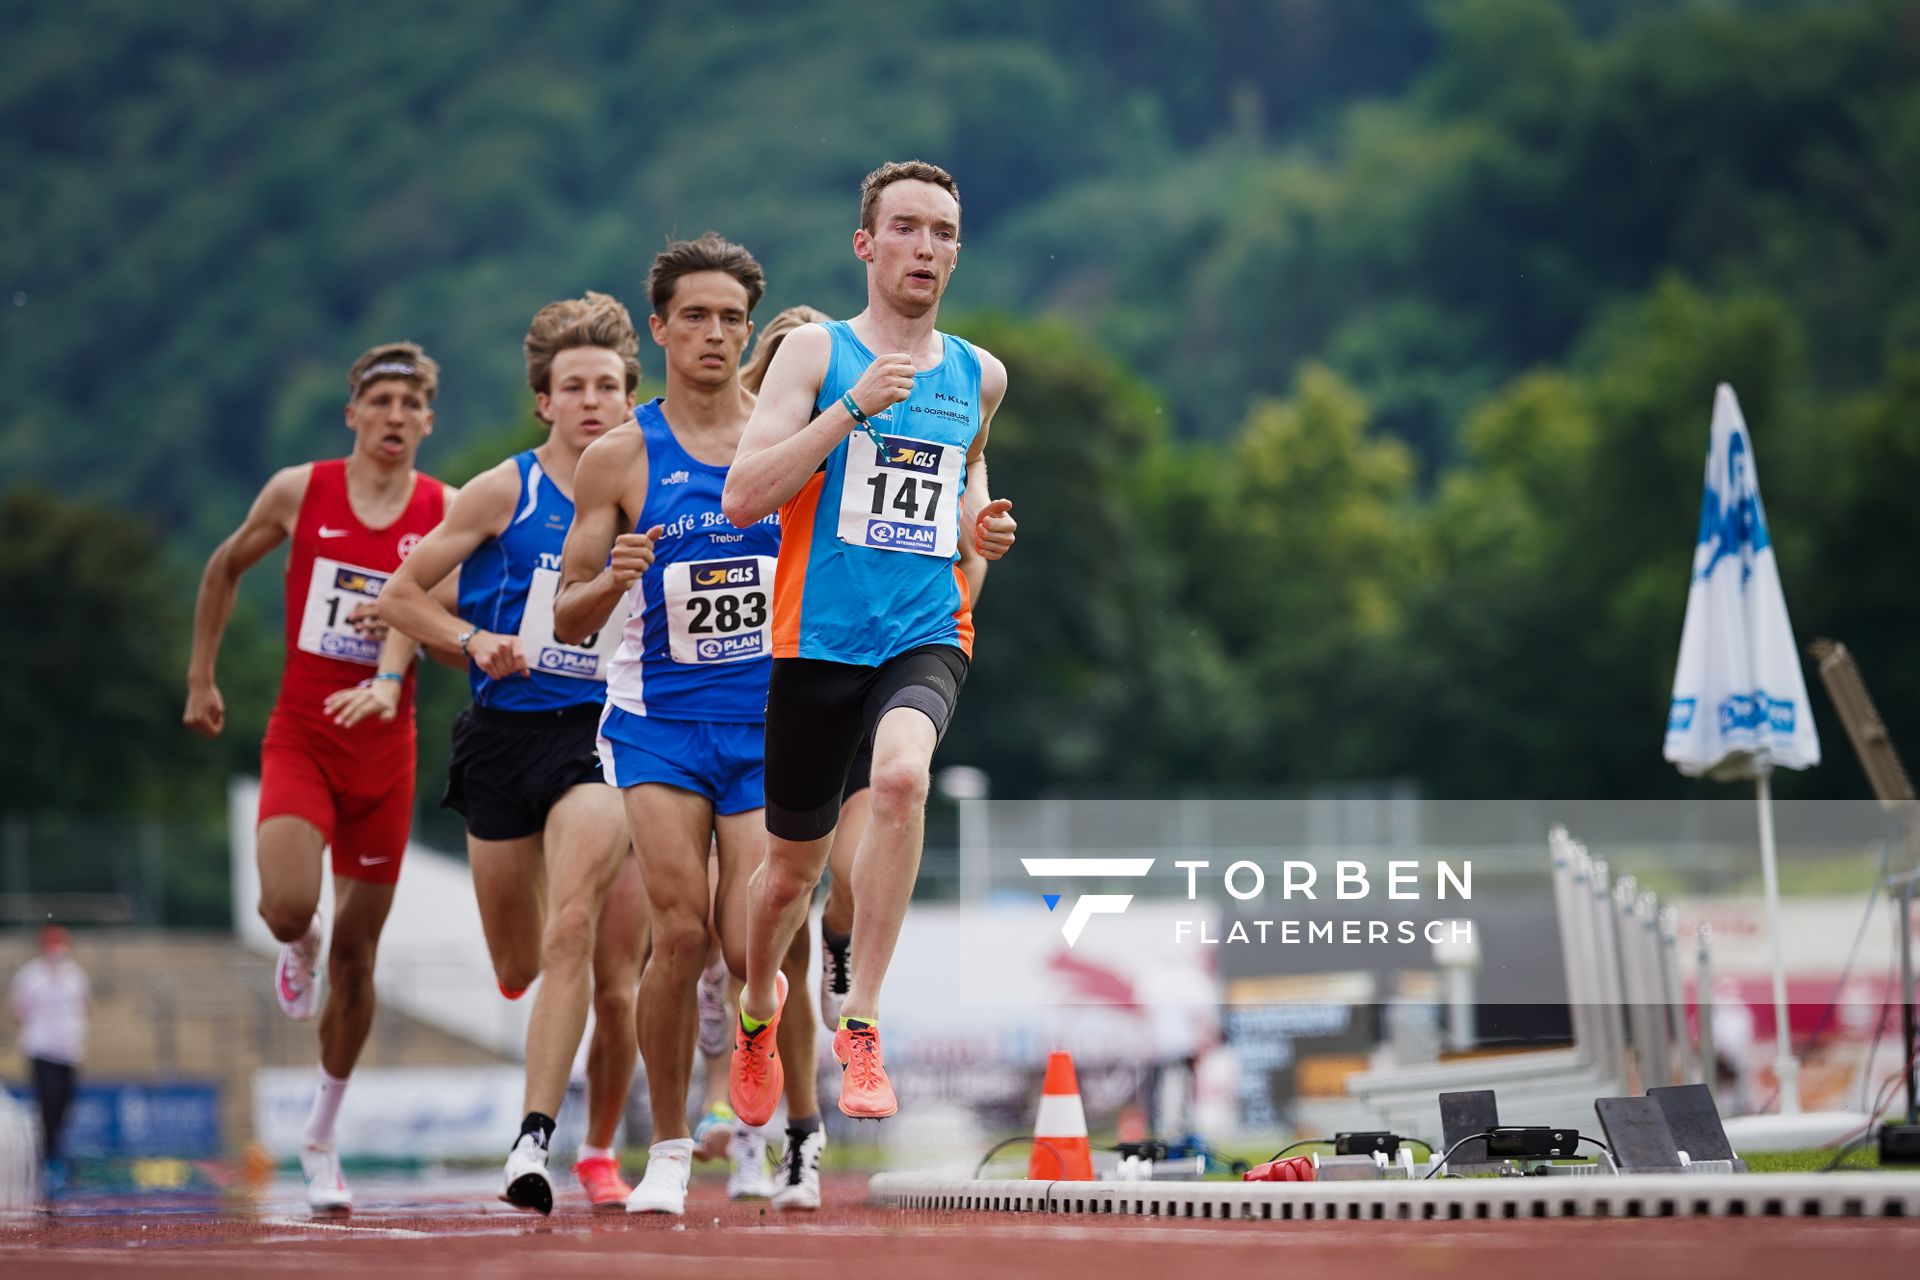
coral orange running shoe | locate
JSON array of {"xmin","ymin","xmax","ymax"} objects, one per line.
[
  {"xmin": 573, "ymin": 1154, "xmax": 631, "ymax": 1209},
  {"xmin": 832, "ymin": 1019, "xmax": 898, "ymax": 1119},
  {"xmin": 728, "ymin": 971, "xmax": 787, "ymax": 1127}
]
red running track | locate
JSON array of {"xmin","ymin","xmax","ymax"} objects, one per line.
[{"xmin": 4, "ymin": 1172, "xmax": 1920, "ymax": 1279}]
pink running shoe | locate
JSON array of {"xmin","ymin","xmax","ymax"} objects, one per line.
[{"xmin": 573, "ymin": 1154, "xmax": 631, "ymax": 1210}]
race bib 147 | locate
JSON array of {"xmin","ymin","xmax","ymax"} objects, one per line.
[{"xmin": 836, "ymin": 433, "xmax": 962, "ymax": 558}]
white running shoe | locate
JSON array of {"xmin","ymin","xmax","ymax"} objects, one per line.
[
  {"xmin": 624, "ymin": 1141, "xmax": 693, "ymax": 1216},
  {"xmin": 771, "ymin": 1127, "xmax": 826, "ymax": 1212},
  {"xmin": 818, "ymin": 929, "xmax": 850, "ymax": 1033},
  {"xmin": 696, "ymin": 955, "xmax": 730, "ymax": 1059},
  {"xmin": 499, "ymin": 1133, "xmax": 554, "ymax": 1214},
  {"xmin": 726, "ymin": 1126, "xmax": 773, "ymax": 1200},
  {"xmin": 300, "ymin": 1143, "xmax": 352, "ymax": 1214},
  {"xmin": 275, "ymin": 920, "xmax": 323, "ymax": 1022}
]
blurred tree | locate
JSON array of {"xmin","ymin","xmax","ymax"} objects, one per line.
[
  {"xmin": 0, "ymin": 489, "xmax": 237, "ymax": 813},
  {"xmin": 1178, "ymin": 365, "xmax": 1425, "ymax": 782},
  {"xmin": 934, "ymin": 313, "xmax": 1248, "ymax": 792}
]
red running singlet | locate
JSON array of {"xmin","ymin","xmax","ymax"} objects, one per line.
[
  {"xmin": 259, "ymin": 459, "xmax": 447, "ymax": 881},
  {"xmin": 277, "ymin": 459, "xmax": 447, "ymax": 720}
]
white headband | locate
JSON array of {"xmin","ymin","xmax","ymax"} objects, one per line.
[{"xmin": 357, "ymin": 360, "xmax": 419, "ymax": 386}]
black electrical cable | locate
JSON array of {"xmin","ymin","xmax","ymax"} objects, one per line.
[
  {"xmin": 974, "ymin": 1134, "xmax": 1251, "ymax": 1180},
  {"xmin": 973, "ymin": 1136, "xmax": 1070, "ymax": 1180},
  {"xmin": 1421, "ymin": 1131, "xmax": 1601, "ymax": 1179},
  {"xmin": 1262, "ymin": 1138, "xmax": 1335, "ymax": 1162},
  {"xmin": 1422, "ymin": 1130, "xmax": 1497, "ymax": 1179},
  {"xmin": 1823, "ymin": 1042, "xmax": 1920, "ymax": 1172}
]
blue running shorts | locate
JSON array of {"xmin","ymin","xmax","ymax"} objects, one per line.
[{"xmin": 596, "ymin": 705, "xmax": 765, "ymax": 815}]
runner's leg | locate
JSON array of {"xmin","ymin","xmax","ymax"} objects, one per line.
[
  {"xmin": 741, "ymin": 832, "xmax": 831, "ymax": 1021},
  {"xmin": 839, "ymin": 707, "xmax": 938, "ymax": 1023},
  {"xmin": 584, "ymin": 846, "xmax": 645, "ymax": 1149},
  {"xmin": 628, "ymin": 784, "xmax": 720, "ymax": 1141},
  {"xmin": 467, "ymin": 834, "xmax": 546, "ymax": 996},
  {"xmin": 716, "ymin": 811, "xmax": 818, "ymax": 1121},
  {"xmin": 256, "ymin": 816, "xmax": 327, "ymax": 943},
  {"xmin": 523, "ymin": 783, "xmax": 629, "ymax": 1119},
  {"xmin": 817, "ymin": 788, "xmax": 865, "ymax": 1029},
  {"xmin": 318, "ymin": 873, "xmax": 397, "ymax": 1079}
]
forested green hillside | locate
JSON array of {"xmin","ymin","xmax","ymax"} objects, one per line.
[{"xmin": 5, "ymin": 0, "xmax": 1916, "ymax": 811}]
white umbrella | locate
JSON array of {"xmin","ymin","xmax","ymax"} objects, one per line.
[{"xmin": 1665, "ymin": 383, "xmax": 1821, "ymax": 1113}]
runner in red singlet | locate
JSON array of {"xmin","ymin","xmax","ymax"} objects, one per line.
[{"xmin": 183, "ymin": 342, "xmax": 454, "ymax": 1214}]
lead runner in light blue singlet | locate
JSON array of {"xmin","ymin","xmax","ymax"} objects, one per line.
[
  {"xmin": 721, "ymin": 161, "xmax": 1020, "ymax": 1127},
  {"xmin": 375, "ymin": 293, "xmax": 647, "ymax": 1216},
  {"xmin": 553, "ymin": 234, "xmax": 824, "ymax": 1217}
]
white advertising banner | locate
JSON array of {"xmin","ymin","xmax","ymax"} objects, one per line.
[{"xmin": 254, "ymin": 1066, "xmax": 523, "ymax": 1159}]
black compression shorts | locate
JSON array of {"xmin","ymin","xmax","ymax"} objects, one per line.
[{"xmin": 763, "ymin": 644, "xmax": 967, "ymax": 841}]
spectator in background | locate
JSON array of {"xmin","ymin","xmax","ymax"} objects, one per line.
[{"xmin": 8, "ymin": 925, "xmax": 88, "ymax": 1184}]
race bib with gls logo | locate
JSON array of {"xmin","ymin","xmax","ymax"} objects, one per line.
[
  {"xmin": 662, "ymin": 555, "xmax": 776, "ymax": 664},
  {"xmin": 296, "ymin": 557, "xmax": 388, "ymax": 665},
  {"xmin": 517, "ymin": 567, "xmax": 627, "ymax": 681},
  {"xmin": 837, "ymin": 433, "xmax": 962, "ymax": 558}
]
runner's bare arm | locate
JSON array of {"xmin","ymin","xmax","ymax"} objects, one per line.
[
  {"xmin": 325, "ymin": 614, "xmax": 423, "ymax": 729},
  {"xmin": 555, "ymin": 429, "xmax": 660, "ymax": 645},
  {"xmin": 379, "ymin": 463, "xmax": 518, "ymax": 660},
  {"xmin": 963, "ymin": 350, "xmax": 1016, "ymax": 561},
  {"xmin": 183, "ymin": 464, "xmax": 311, "ymax": 738},
  {"xmin": 959, "ymin": 517, "xmax": 988, "ymax": 605},
  {"xmin": 723, "ymin": 324, "xmax": 915, "ymax": 526}
]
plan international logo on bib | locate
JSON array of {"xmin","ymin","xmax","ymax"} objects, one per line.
[
  {"xmin": 865, "ymin": 519, "xmax": 938, "ymax": 551},
  {"xmin": 537, "ymin": 647, "xmax": 602, "ymax": 678}
]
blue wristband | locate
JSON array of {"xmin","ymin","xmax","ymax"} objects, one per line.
[{"xmin": 373, "ymin": 672, "xmax": 404, "ymax": 684}]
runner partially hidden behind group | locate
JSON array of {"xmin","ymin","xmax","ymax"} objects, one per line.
[
  {"xmin": 377, "ymin": 293, "xmax": 648, "ymax": 1213},
  {"xmin": 185, "ymin": 157, "xmax": 1013, "ymax": 1220}
]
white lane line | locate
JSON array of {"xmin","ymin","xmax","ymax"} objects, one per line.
[{"xmin": 257, "ymin": 1215, "xmax": 434, "ymax": 1238}]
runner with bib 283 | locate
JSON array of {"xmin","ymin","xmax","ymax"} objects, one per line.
[{"xmin": 554, "ymin": 234, "xmax": 825, "ymax": 1218}]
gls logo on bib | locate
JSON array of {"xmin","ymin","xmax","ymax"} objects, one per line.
[
  {"xmin": 883, "ymin": 442, "xmax": 944, "ymax": 474},
  {"xmin": 693, "ymin": 559, "xmax": 763, "ymax": 590}
]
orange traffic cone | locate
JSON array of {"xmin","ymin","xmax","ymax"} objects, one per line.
[{"xmin": 1028, "ymin": 1051, "xmax": 1095, "ymax": 1181}]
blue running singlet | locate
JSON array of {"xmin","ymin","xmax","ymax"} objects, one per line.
[
  {"xmin": 603, "ymin": 399, "xmax": 780, "ymax": 722},
  {"xmin": 771, "ymin": 320, "xmax": 981, "ymax": 665},
  {"xmin": 456, "ymin": 450, "xmax": 622, "ymax": 711}
]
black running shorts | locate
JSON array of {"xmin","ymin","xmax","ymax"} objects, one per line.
[
  {"xmin": 842, "ymin": 732, "xmax": 875, "ymax": 803},
  {"xmin": 443, "ymin": 701, "xmax": 608, "ymax": 841},
  {"xmin": 764, "ymin": 645, "xmax": 967, "ymax": 841}
]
